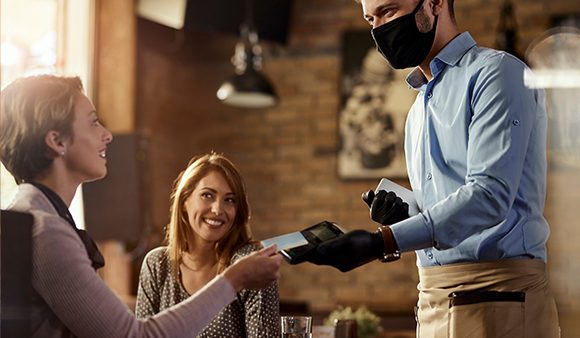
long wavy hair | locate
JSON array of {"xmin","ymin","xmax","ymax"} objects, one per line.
[{"xmin": 166, "ymin": 152, "xmax": 254, "ymax": 277}]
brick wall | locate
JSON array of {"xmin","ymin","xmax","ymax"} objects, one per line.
[{"xmin": 136, "ymin": 0, "xmax": 580, "ymax": 333}]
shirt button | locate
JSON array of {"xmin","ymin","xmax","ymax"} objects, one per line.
[
  {"xmin": 427, "ymin": 251, "xmax": 434, "ymax": 259},
  {"xmin": 427, "ymin": 92, "xmax": 433, "ymax": 99},
  {"xmin": 427, "ymin": 172, "xmax": 432, "ymax": 180},
  {"xmin": 513, "ymin": 119, "xmax": 520, "ymax": 126}
]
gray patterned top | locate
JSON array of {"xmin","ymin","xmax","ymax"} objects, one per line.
[{"xmin": 136, "ymin": 244, "xmax": 280, "ymax": 338}]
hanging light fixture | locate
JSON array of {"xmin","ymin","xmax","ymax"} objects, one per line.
[
  {"xmin": 495, "ymin": 0, "xmax": 523, "ymax": 60},
  {"xmin": 216, "ymin": 0, "xmax": 278, "ymax": 108}
]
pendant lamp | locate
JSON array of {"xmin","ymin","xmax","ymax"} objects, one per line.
[
  {"xmin": 216, "ymin": 0, "xmax": 278, "ymax": 108},
  {"xmin": 216, "ymin": 24, "xmax": 278, "ymax": 108}
]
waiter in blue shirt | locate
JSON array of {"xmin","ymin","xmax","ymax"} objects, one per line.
[{"xmin": 303, "ymin": 0, "xmax": 560, "ymax": 336}]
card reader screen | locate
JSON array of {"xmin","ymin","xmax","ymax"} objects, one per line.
[
  {"xmin": 309, "ymin": 225, "xmax": 338, "ymax": 242},
  {"xmin": 281, "ymin": 221, "xmax": 345, "ymax": 263}
]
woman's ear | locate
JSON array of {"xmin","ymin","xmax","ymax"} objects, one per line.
[{"xmin": 44, "ymin": 130, "xmax": 67, "ymax": 157}]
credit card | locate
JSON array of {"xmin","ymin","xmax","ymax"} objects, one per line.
[{"xmin": 260, "ymin": 231, "xmax": 309, "ymax": 252}]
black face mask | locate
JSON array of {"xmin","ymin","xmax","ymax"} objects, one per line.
[{"xmin": 371, "ymin": 0, "xmax": 438, "ymax": 69}]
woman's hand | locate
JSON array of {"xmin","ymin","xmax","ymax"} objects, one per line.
[{"xmin": 222, "ymin": 245, "xmax": 282, "ymax": 291}]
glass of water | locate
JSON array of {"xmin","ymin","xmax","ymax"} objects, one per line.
[{"xmin": 280, "ymin": 316, "xmax": 312, "ymax": 338}]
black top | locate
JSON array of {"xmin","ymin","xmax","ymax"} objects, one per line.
[{"xmin": 30, "ymin": 182, "xmax": 104, "ymax": 270}]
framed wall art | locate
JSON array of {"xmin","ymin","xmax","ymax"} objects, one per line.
[{"xmin": 337, "ymin": 30, "xmax": 416, "ymax": 179}]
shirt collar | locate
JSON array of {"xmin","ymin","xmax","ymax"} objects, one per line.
[
  {"xmin": 406, "ymin": 32, "xmax": 477, "ymax": 89},
  {"xmin": 435, "ymin": 31, "xmax": 476, "ymax": 66}
]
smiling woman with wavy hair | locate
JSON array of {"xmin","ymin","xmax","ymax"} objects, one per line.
[{"xmin": 136, "ymin": 152, "xmax": 280, "ymax": 338}]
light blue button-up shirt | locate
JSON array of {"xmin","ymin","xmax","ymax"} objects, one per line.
[{"xmin": 390, "ymin": 32, "xmax": 550, "ymax": 267}]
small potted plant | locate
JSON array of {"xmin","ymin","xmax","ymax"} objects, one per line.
[{"xmin": 324, "ymin": 306, "xmax": 381, "ymax": 338}]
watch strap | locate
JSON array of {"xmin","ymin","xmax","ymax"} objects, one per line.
[{"xmin": 377, "ymin": 226, "xmax": 401, "ymax": 262}]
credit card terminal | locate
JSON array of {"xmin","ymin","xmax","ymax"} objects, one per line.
[{"xmin": 281, "ymin": 221, "xmax": 345, "ymax": 264}]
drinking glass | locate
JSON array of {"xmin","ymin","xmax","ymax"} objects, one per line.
[{"xmin": 280, "ymin": 316, "xmax": 312, "ymax": 338}]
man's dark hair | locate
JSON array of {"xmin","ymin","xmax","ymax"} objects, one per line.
[
  {"xmin": 448, "ymin": 0, "xmax": 455, "ymax": 21},
  {"xmin": 354, "ymin": 0, "xmax": 455, "ymax": 22}
]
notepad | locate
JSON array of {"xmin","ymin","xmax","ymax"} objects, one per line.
[{"xmin": 376, "ymin": 178, "xmax": 420, "ymax": 216}]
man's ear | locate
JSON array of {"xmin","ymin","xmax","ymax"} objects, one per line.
[
  {"xmin": 431, "ymin": 0, "xmax": 444, "ymax": 16},
  {"xmin": 44, "ymin": 130, "xmax": 67, "ymax": 156}
]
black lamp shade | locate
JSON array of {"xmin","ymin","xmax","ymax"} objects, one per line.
[{"xmin": 217, "ymin": 68, "xmax": 278, "ymax": 108}]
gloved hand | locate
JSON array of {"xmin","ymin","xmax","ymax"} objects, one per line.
[
  {"xmin": 362, "ymin": 189, "xmax": 409, "ymax": 225},
  {"xmin": 303, "ymin": 229, "xmax": 384, "ymax": 272}
]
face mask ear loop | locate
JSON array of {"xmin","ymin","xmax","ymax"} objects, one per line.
[
  {"xmin": 412, "ymin": 0, "xmax": 427, "ymax": 16},
  {"xmin": 414, "ymin": 0, "xmax": 439, "ymax": 35},
  {"xmin": 416, "ymin": 0, "xmax": 442, "ymax": 24}
]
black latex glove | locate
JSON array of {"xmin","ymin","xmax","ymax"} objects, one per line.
[
  {"xmin": 362, "ymin": 189, "xmax": 409, "ymax": 225},
  {"xmin": 303, "ymin": 229, "xmax": 384, "ymax": 272}
]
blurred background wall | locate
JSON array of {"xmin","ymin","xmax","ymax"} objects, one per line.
[
  {"xmin": 122, "ymin": 0, "xmax": 579, "ymax": 335},
  {"xmin": 2, "ymin": 0, "xmax": 578, "ymax": 336}
]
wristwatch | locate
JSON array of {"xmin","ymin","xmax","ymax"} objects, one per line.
[{"xmin": 377, "ymin": 226, "xmax": 401, "ymax": 262}]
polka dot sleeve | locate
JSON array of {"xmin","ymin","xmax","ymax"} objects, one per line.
[
  {"xmin": 234, "ymin": 245, "xmax": 281, "ymax": 338},
  {"xmin": 135, "ymin": 247, "xmax": 165, "ymax": 318}
]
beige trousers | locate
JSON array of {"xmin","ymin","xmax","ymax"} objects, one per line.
[{"xmin": 416, "ymin": 259, "xmax": 560, "ymax": 338}]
